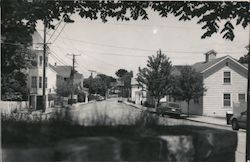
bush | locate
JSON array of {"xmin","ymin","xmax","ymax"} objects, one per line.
[
  {"xmin": 143, "ymin": 101, "xmax": 154, "ymax": 108},
  {"xmin": 134, "ymin": 111, "xmax": 159, "ymax": 127}
]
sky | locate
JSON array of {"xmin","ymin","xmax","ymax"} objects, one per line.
[{"xmin": 36, "ymin": 9, "xmax": 249, "ymax": 78}]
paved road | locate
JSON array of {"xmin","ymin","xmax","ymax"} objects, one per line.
[{"xmin": 70, "ymin": 98, "xmax": 246, "ymax": 162}]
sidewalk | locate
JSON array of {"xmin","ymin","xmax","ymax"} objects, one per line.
[
  {"xmin": 124, "ymin": 101, "xmax": 229, "ymax": 127},
  {"xmin": 124, "ymin": 101, "xmax": 156, "ymax": 112},
  {"xmin": 186, "ymin": 115, "xmax": 229, "ymax": 127}
]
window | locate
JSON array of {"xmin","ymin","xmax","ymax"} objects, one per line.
[
  {"xmin": 31, "ymin": 76, "xmax": 37, "ymax": 88},
  {"xmin": 31, "ymin": 56, "xmax": 38, "ymax": 67},
  {"xmin": 39, "ymin": 56, "xmax": 43, "ymax": 66},
  {"xmin": 238, "ymin": 94, "xmax": 245, "ymax": 102},
  {"xmin": 224, "ymin": 93, "xmax": 231, "ymax": 107},
  {"xmin": 223, "ymin": 71, "xmax": 231, "ymax": 84},
  {"xmin": 39, "ymin": 77, "xmax": 42, "ymax": 88}
]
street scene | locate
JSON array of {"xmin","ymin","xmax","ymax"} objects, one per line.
[{"xmin": 1, "ymin": 1, "xmax": 250, "ymax": 162}]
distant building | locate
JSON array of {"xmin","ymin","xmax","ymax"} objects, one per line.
[
  {"xmin": 28, "ymin": 31, "xmax": 51, "ymax": 110},
  {"xmin": 50, "ymin": 64, "xmax": 83, "ymax": 89},
  {"xmin": 131, "ymin": 78, "xmax": 146, "ymax": 105},
  {"xmin": 28, "ymin": 31, "xmax": 88, "ymax": 111},
  {"xmin": 50, "ymin": 64, "xmax": 88, "ymax": 103}
]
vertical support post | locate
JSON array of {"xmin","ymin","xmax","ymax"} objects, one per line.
[
  {"xmin": 71, "ymin": 54, "xmax": 75, "ymax": 104},
  {"xmin": 67, "ymin": 53, "xmax": 80, "ymax": 105},
  {"xmin": 246, "ymin": 35, "xmax": 250, "ymax": 162},
  {"xmin": 42, "ymin": 19, "xmax": 47, "ymax": 112}
]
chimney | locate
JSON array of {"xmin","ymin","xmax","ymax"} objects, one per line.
[{"xmin": 204, "ymin": 50, "xmax": 217, "ymax": 62}]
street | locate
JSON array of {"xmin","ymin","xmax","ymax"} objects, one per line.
[{"xmin": 70, "ymin": 98, "xmax": 246, "ymax": 162}]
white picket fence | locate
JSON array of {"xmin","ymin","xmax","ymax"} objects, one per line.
[{"xmin": 0, "ymin": 101, "xmax": 29, "ymax": 114}]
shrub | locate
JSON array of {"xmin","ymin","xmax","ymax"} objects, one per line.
[
  {"xmin": 134, "ymin": 111, "xmax": 159, "ymax": 127},
  {"xmin": 143, "ymin": 101, "xmax": 154, "ymax": 108}
]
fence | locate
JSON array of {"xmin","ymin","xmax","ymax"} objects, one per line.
[{"xmin": 0, "ymin": 101, "xmax": 29, "ymax": 114}]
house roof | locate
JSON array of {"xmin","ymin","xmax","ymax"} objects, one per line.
[
  {"xmin": 192, "ymin": 55, "xmax": 248, "ymax": 73},
  {"xmin": 131, "ymin": 78, "xmax": 139, "ymax": 85},
  {"xmin": 192, "ymin": 56, "xmax": 227, "ymax": 73},
  {"xmin": 171, "ymin": 65, "xmax": 187, "ymax": 76},
  {"xmin": 49, "ymin": 64, "xmax": 83, "ymax": 79},
  {"xmin": 32, "ymin": 31, "xmax": 43, "ymax": 44}
]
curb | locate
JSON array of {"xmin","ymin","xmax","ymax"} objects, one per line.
[
  {"xmin": 124, "ymin": 101, "xmax": 233, "ymax": 128},
  {"xmin": 184, "ymin": 118, "xmax": 231, "ymax": 128},
  {"xmin": 123, "ymin": 102, "xmax": 153, "ymax": 112}
]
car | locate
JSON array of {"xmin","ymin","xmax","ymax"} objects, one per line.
[
  {"xmin": 156, "ymin": 102, "xmax": 181, "ymax": 117},
  {"xmin": 97, "ymin": 96, "xmax": 105, "ymax": 101},
  {"xmin": 230, "ymin": 111, "xmax": 247, "ymax": 130},
  {"xmin": 118, "ymin": 97, "xmax": 123, "ymax": 103}
]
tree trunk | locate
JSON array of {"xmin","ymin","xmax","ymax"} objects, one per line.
[
  {"xmin": 154, "ymin": 97, "xmax": 158, "ymax": 109},
  {"xmin": 187, "ymin": 100, "xmax": 190, "ymax": 117},
  {"xmin": 154, "ymin": 100, "xmax": 157, "ymax": 109}
]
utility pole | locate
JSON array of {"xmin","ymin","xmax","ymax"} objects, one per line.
[
  {"xmin": 42, "ymin": 19, "xmax": 47, "ymax": 113},
  {"xmin": 246, "ymin": 29, "xmax": 250, "ymax": 162},
  {"xmin": 68, "ymin": 54, "xmax": 81, "ymax": 105}
]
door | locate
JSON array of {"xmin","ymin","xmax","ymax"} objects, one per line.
[{"xmin": 36, "ymin": 96, "xmax": 43, "ymax": 110}]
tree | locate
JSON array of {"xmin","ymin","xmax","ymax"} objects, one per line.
[
  {"xmin": 239, "ymin": 45, "xmax": 249, "ymax": 64},
  {"xmin": 239, "ymin": 54, "xmax": 249, "ymax": 64},
  {"xmin": 1, "ymin": 45, "xmax": 34, "ymax": 100},
  {"xmin": 83, "ymin": 74, "xmax": 116, "ymax": 97},
  {"xmin": 115, "ymin": 69, "xmax": 133, "ymax": 98},
  {"xmin": 137, "ymin": 50, "xmax": 172, "ymax": 108},
  {"xmin": 2, "ymin": 1, "xmax": 249, "ymax": 43},
  {"xmin": 115, "ymin": 69, "xmax": 129, "ymax": 78},
  {"xmin": 171, "ymin": 66, "xmax": 206, "ymax": 116},
  {"xmin": 2, "ymin": 1, "xmax": 249, "ymax": 97},
  {"xmin": 56, "ymin": 81, "xmax": 72, "ymax": 97}
]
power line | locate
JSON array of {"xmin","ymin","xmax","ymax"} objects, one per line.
[
  {"xmin": 76, "ymin": 49, "xmax": 123, "ymax": 69},
  {"xmin": 75, "ymin": 62, "xmax": 90, "ymax": 73},
  {"xmin": 46, "ymin": 33, "xmax": 246, "ymax": 54},
  {"xmin": 52, "ymin": 43, "xmax": 246, "ymax": 59},
  {"xmin": 50, "ymin": 49, "xmax": 89, "ymax": 74},
  {"xmin": 59, "ymin": 31, "xmax": 115, "ymax": 73},
  {"xmin": 52, "ymin": 23, "xmax": 67, "ymax": 44},
  {"xmin": 50, "ymin": 53, "xmax": 68, "ymax": 66},
  {"xmin": 47, "ymin": 18, "xmax": 64, "ymax": 43},
  {"xmin": 50, "ymin": 41, "xmax": 90, "ymax": 74},
  {"xmin": 49, "ymin": 49, "xmax": 70, "ymax": 66}
]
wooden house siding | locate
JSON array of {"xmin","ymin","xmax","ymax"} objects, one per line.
[{"xmin": 202, "ymin": 59, "xmax": 247, "ymax": 117}]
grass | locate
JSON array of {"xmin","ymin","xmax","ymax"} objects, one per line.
[
  {"xmin": 1, "ymin": 107, "xmax": 234, "ymax": 148},
  {"xmin": 2, "ymin": 108, "xmax": 160, "ymax": 146},
  {"xmin": 1, "ymin": 107, "xmax": 237, "ymax": 162}
]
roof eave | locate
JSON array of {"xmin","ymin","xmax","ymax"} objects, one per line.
[{"xmin": 200, "ymin": 55, "xmax": 248, "ymax": 73}]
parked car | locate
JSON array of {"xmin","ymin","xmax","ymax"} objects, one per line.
[
  {"xmin": 230, "ymin": 111, "xmax": 247, "ymax": 130},
  {"xmin": 118, "ymin": 97, "xmax": 123, "ymax": 103},
  {"xmin": 97, "ymin": 96, "xmax": 105, "ymax": 101},
  {"xmin": 156, "ymin": 102, "xmax": 181, "ymax": 117}
]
